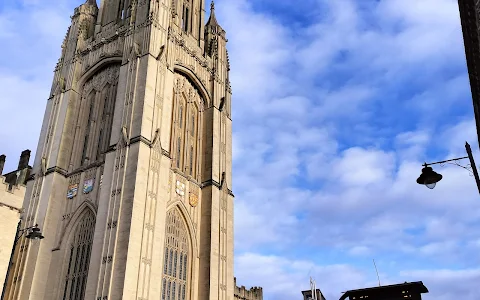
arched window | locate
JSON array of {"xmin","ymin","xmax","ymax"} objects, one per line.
[
  {"xmin": 81, "ymin": 92, "xmax": 95, "ymax": 166},
  {"xmin": 181, "ymin": 0, "xmax": 191, "ymax": 33},
  {"xmin": 76, "ymin": 65, "xmax": 119, "ymax": 169},
  {"xmin": 117, "ymin": 0, "xmax": 126, "ymax": 20},
  {"xmin": 162, "ymin": 209, "xmax": 190, "ymax": 300},
  {"xmin": 171, "ymin": 76, "xmax": 201, "ymax": 177},
  {"xmin": 61, "ymin": 209, "xmax": 95, "ymax": 300},
  {"xmin": 189, "ymin": 108, "xmax": 198, "ymax": 177}
]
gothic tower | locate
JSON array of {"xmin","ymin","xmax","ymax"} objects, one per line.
[{"xmin": 5, "ymin": 0, "xmax": 233, "ymax": 299}]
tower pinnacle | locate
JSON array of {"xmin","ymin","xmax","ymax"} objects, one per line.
[
  {"xmin": 85, "ymin": 0, "xmax": 97, "ymax": 6},
  {"xmin": 206, "ymin": 0, "xmax": 220, "ymax": 28}
]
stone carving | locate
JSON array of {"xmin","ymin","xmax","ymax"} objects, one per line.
[
  {"xmin": 102, "ymin": 256, "xmax": 113, "ymax": 264},
  {"xmin": 189, "ymin": 193, "xmax": 198, "ymax": 207},
  {"xmin": 83, "ymin": 65, "xmax": 120, "ymax": 95},
  {"xmin": 107, "ymin": 220, "xmax": 117, "ymax": 229}
]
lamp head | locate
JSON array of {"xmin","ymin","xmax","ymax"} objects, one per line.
[
  {"xmin": 416, "ymin": 166, "xmax": 443, "ymax": 189},
  {"xmin": 26, "ymin": 224, "xmax": 44, "ymax": 241}
]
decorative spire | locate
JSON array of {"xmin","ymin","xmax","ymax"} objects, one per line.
[
  {"xmin": 206, "ymin": 0, "xmax": 219, "ymax": 27},
  {"xmin": 85, "ymin": 0, "xmax": 97, "ymax": 7}
]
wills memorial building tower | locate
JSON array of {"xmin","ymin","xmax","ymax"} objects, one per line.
[{"xmin": 4, "ymin": 0, "xmax": 235, "ymax": 299}]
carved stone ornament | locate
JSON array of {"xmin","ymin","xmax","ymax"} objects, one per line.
[
  {"xmin": 82, "ymin": 65, "xmax": 120, "ymax": 95},
  {"xmin": 122, "ymin": 126, "xmax": 129, "ymax": 146},
  {"xmin": 41, "ymin": 157, "xmax": 47, "ymax": 175},
  {"xmin": 156, "ymin": 45, "xmax": 165, "ymax": 60},
  {"xmin": 150, "ymin": 128, "xmax": 160, "ymax": 148},
  {"xmin": 129, "ymin": 42, "xmax": 141, "ymax": 60},
  {"xmin": 189, "ymin": 193, "xmax": 198, "ymax": 207}
]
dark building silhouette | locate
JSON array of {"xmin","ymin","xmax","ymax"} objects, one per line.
[
  {"xmin": 301, "ymin": 288, "xmax": 327, "ymax": 300},
  {"xmin": 458, "ymin": 0, "xmax": 480, "ymax": 147},
  {"xmin": 339, "ymin": 281, "xmax": 428, "ymax": 300}
]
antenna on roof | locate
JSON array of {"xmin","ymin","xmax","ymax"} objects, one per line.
[
  {"xmin": 373, "ymin": 259, "xmax": 381, "ymax": 287},
  {"xmin": 310, "ymin": 277, "xmax": 318, "ymax": 300}
]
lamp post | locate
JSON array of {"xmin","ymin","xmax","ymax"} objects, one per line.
[
  {"xmin": 416, "ymin": 142, "xmax": 480, "ymax": 194},
  {"xmin": 1, "ymin": 221, "xmax": 44, "ymax": 300}
]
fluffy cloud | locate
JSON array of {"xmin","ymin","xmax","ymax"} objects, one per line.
[
  {"xmin": 2, "ymin": 0, "xmax": 480, "ymax": 299},
  {"xmin": 0, "ymin": 0, "xmax": 73, "ymax": 171},
  {"xmin": 216, "ymin": 0, "xmax": 480, "ymax": 298}
]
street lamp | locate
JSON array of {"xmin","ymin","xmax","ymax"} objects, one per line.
[
  {"xmin": 1, "ymin": 221, "xmax": 44, "ymax": 300},
  {"xmin": 416, "ymin": 142, "xmax": 480, "ymax": 194}
]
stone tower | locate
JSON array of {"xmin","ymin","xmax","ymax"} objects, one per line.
[{"xmin": 5, "ymin": 0, "xmax": 233, "ymax": 299}]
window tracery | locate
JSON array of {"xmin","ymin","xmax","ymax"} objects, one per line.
[
  {"xmin": 171, "ymin": 75, "xmax": 202, "ymax": 178},
  {"xmin": 75, "ymin": 65, "xmax": 119, "ymax": 169},
  {"xmin": 162, "ymin": 209, "xmax": 190, "ymax": 300},
  {"xmin": 61, "ymin": 209, "xmax": 95, "ymax": 300}
]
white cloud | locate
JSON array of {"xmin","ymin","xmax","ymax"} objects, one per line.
[
  {"xmin": 3, "ymin": 0, "xmax": 480, "ymax": 299},
  {"xmin": 235, "ymin": 252, "xmax": 369, "ymax": 300},
  {"xmin": 0, "ymin": 0, "xmax": 74, "ymax": 172},
  {"xmin": 218, "ymin": 0, "xmax": 480, "ymax": 297},
  {"xmin": 235, "ymin": 252, "xmax": 480, "ymax": 300},
  {"xmin": 400, "ymin": 269, "xmax": 480, "ymax": 300}
]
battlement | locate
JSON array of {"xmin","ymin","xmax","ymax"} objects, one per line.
[
  {"xmin": 0, "ymin": 150, "xmax": 32, "ymax": 188},
  {"xmin": 234, "ymin": 277, "xmax": 263, "ymax": 300}
]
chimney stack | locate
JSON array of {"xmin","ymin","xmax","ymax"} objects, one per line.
[
  {"xmin": 0, "ymin": 154, "xmax": 5, "ymax": 175},
  {"xmin": 18, "ymin": 150, "xmax": 31, "ymax": 170}
]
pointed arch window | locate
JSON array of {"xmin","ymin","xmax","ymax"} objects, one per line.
[
  {"xmin": 95, "ymin": 83, "xmax": 116, "ymax": 162},
  {"xmin": 61, "ymin": 209, "xmax": 95, "ymax": 300},
  {"xmin": 77, "ymin": 65, "xmax": 119, "ymax": 168},
  {"xmin": 182, "ymin": 0, "xmax": 191, "ymax": 32},
  {"xmin": 162, "ymin": 209, "xmax": 190, "ymax": 300},
  {"xmin": 81, "ymin": 92, "xmax": 96, "ymax": 166},
  {"xmin": 117, "ymin": 0, "xmax": 126, "ymax": 20},
  {"xmin": 171, "ymin": 77, "xmax": 202, "ymax": 177}
]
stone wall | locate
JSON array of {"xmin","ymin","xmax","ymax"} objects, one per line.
[
  {"xmin": 0, "ymin": 149, "xmax": 31, "ymax": 294},
  {"xmin": 0, "ymin": 176, "xmax": 25, "ymax": 292},
  {"xmin": 234, "ymin": 277, "xmax": 263, "ymax": 300}
]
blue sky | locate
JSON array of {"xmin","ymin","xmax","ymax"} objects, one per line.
[{"xmin": 1, "ymin": 0, "xmax": 480, "ymax": 299}]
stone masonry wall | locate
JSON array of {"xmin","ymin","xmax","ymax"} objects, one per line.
[
  {"xmin": 234, "ymin": 278, "xmax": 263, "ymax": 300},
  {"xmin": 0, "ymin": 176, "xmax": 25, "ymax": 293}
]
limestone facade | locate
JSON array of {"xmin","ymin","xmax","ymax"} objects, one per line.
[
  {"xmin": 0, "ymin": 151, "xmax": 31, "ymax": 295},
  {"xmin": 1, "ymin": 0, "xmax": 251, "ymax": 299},
  {"xmin": 234, "ymin": 278, "xmax": 263, "ymax": 300}
]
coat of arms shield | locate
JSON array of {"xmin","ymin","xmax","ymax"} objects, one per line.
[
  {"xmin": 83, "ymin": 179, "xmax": 94, "ymax": 194},
  {"xmin": 67, "ymin": 184, "xmax": 78, "ymax": 199}
]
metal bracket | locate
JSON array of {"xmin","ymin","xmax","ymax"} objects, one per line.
[{"xmin": 438, "ymin": 161, "xmax": 474, "ymax": 177}]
